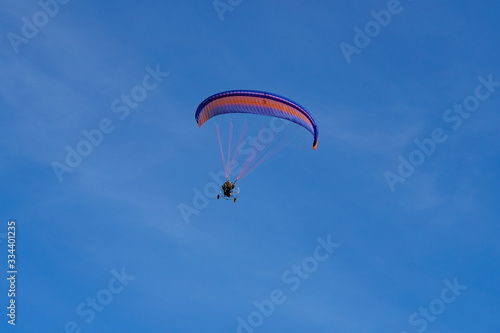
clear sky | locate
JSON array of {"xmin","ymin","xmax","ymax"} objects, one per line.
[{"xmin": 1, "ymin": 0, "xmax": 499, "ymax": 332}]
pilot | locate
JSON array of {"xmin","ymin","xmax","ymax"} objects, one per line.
[{"xmin": 222, "ymin": 180, "xmax": 234, "ymax": 197}]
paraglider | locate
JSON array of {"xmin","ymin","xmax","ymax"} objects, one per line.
[
  {"xmin": 195, "ymin": 90, "xmax": 318, "ymax": 202},
  {"xmin": 217, "ymin": 179, "xmax": 239, "ymax": 202}
]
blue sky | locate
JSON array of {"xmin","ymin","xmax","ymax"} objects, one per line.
[{"xmin": 1, "ymin": 0, "xmax": 499, "ymax": 332}]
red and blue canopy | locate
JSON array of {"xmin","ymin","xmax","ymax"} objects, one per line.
[{"xmin": 195, "ymin": 90, "xmax": 318, "ymax": 149}]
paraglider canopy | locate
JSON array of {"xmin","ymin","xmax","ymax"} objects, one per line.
[{"xmin": 195, "ymin": 90, "xmax": 318, "ymax": 149}]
